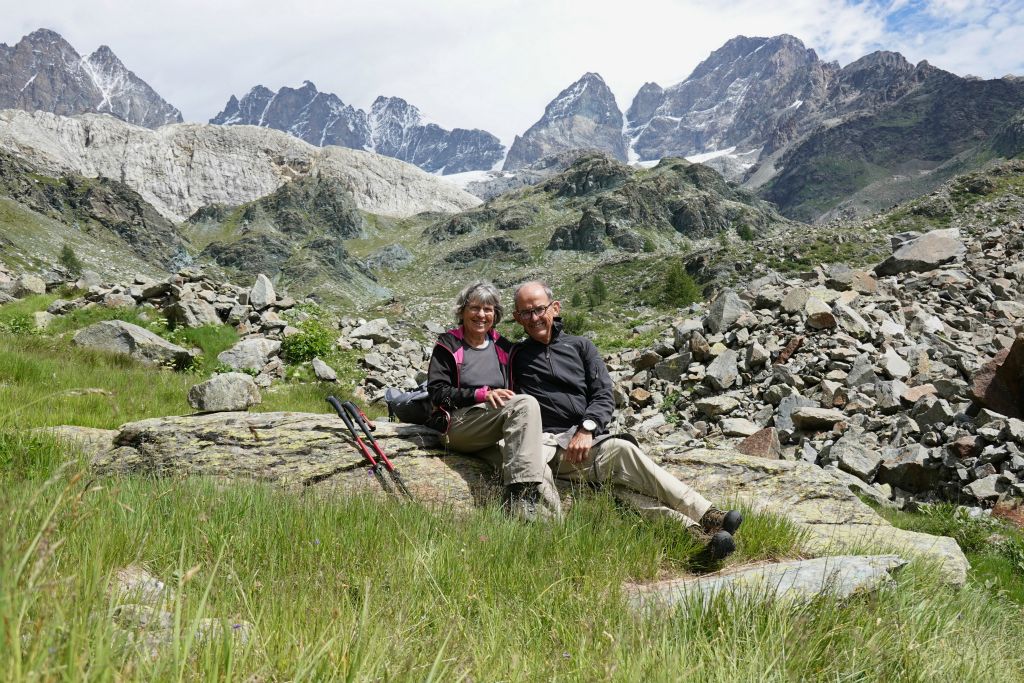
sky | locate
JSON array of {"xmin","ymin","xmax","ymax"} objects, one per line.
[{"xmin": 2, "ymin": 0, "xmax": 1023, "ymax": 145}]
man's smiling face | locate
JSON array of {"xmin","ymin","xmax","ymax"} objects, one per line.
[{"xmin": 514, "ymin": 283, "xmax": 560, "ymax": 345}]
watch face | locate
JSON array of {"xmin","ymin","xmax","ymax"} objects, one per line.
[{"xmin": 582, "ymin": 419, "xmax": 597, "ymax": 432}]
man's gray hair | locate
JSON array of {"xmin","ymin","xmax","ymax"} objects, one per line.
[
  {"xmin": 513, "ymin": 280, "xmax": 554, "ymax": 307},
  {"xmin": 453, "ymin": 280, "xmax": 504, "ymax": 324}
]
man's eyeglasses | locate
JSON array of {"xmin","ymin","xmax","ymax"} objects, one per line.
[{"xmin": 514, "ymin": 301, "xmax": 556, "ymax": 319}]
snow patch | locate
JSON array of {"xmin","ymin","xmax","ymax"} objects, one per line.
[
  {"xmin": 686, "ymin": 147, "xmax": 737, "ymax": 163},
  {"xmin": 436, "ymin": 169, "xmax": 501, "ymax": 190},
  {"xmin": 21, "ymin": 74, "xmax": 37, "ymax": 92}
]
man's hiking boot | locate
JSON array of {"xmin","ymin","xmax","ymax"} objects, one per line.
[
  {"xmin": 502, "ymin": 481, "xmax": 562, "ymax": 522},
  {"xmin": 690, "ymin": 527, "xmax": 736, "ymax": 560},
  {"xmin": 700, "ymin": 507, "xmax": 743, "ymax": 536}
]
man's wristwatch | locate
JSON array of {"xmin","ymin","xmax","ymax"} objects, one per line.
[{"xmin": 580, "ymin": 419, "xmax": 597, "ymax": 433}]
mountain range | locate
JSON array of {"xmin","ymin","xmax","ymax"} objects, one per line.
[
  {"xmin": 3, "ymin": 27, "xmax": 1022, "ymax": 223},
  {"xmin": 0, "ymin": 28, "xmax": 181, "ymax": 129},
  {"xmin": 211, "ymin": 82, "xmax": 505, "ymax": 175}
]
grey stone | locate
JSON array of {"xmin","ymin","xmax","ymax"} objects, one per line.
[
  {"xmin": 877, "ymin": 444, "xmax": 944, "ymax": 493},
  {"xmin": 745, "ymin": 341, "xmax": 770, "ymax": 369},
  {"xmin": 846, "ymin": 354, "xmax": 879, "ymax": 388},
  {"xmin": 351, "ymin": 318, "xmax": 395, "ymax": 344},
  {"xmin": 652, "ymin": 353, "xmax": 691, "ymax": 381},
  {"xmin": 910, "ymin": 396, "xmax": 955, "ymax": 430},
  {"xmin": 627, "ymin": 555, "xmax": 907, "ymax": 613},
  {"xmin": 695, "ymin": 395, "xmax": 740, "ymax": 417},
  {"xmin": 736, "ymin": 427, "xmax": 782, "ymax": 459},
  {"xmin": 832, "ymin": 434, "xmax": 883, "ymax": 482},
  {"xmin": 705, "ymin": 349, "xmax": 739, "ymax": 391},
  {"xmin": 704, "ymin": 290, "xmax": 750, "ymax": 334},
  {"xmin": 249, "ymin": 274, "xmax": 276, "ymax": 310},
  {"xmin": 188, "ymin": 373, "xmax": 262, "ymax": 412},
  {"xmin": 312, "ymin": 357, "xmax": 337, "ymax": 382},
  {"xmin": 965, "ymin": 474, "xmax": 1006, "ymax": 501},
  {"xmin": 875, "ymin": 380, "xmax": 908, "ymax": 414},
  {"xmin": 166, "ymin": 298, "xmax": 222, "ymax": 328},
  {"xmin": 791, "ymin": 407, "xmax": 846, "ymax": 431},
  {"xmin": 10, "ymin": 273, "xmax": 46, "ymax": 297},
  {"xmin": 781, "ymin": 288, "xmax": 809, "ymax": 314},
  {"xmin": 875, "ymin": 228, "xmax": 966, "ymax": 275},
  {"xmin": 720, "ymin": 418, "xmax": 760, "ymax": 437},
  {"xmin": 880, "ymin": 348, "xmax": 911, "ymax": 379},
  {"xmin": 672, "ymin": 319, "xmax": 703, "ymax": 349},
  {"xmin": 33, "ymin": 311, "xmax": 55, "ymax": 329},
  {"xmin": 217, "ymin": 338, "xmax": 281, "ymax": 372},
  {"xmin": 775, "ymin": 395, "xmax": 817, "ymax": 437},
  {"xmin": 103, "ymin": 292, "xmax": 136, "ymax": 309},
  {"xmin": 833, "ymin": 304, "xmax": 872, "ymax": 339},
  {"xmin": 73, "ymin": 320, "xmax": 195, "ymax": 368}
]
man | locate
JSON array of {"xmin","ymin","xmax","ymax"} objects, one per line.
[{"xmin": 509, "ymin": 281, "xmax": 741, "ymax": 558}]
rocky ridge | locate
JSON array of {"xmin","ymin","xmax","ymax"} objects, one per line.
[
  {"xmin": 504, "ymin": 73, "xmax": 627, "ymax": 171},
  {"xmin": 0, "ymin": 109, "xmax": 481, "ymax": 222},
  {"xmin": 0, "ymin": 28, "xmax": 181, "ymax": 129},
  {"xmin": 212, "ymin": 82, "xmax": 504, "ymax": 174}
]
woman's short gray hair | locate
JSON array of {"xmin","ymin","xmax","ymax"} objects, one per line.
[{"xmin": 453, "ymin": 280, "xmax": 504, "ymax": 325}]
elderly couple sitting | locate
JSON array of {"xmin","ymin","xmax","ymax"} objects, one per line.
[{"xmin": 427, "ymin": 280, "xmax": 742, "ymax": 559}]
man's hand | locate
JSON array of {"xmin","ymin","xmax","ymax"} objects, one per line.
[
  {"xmin": 564, "ymin": 429, "xmax": 593, "ymax": 464},
  {"xmin": 486, "ymin": 388, "xmax": 516, "ymax": 408}
]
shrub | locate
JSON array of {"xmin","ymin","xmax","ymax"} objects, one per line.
[
  {"xmin": 736, "ymin": 224, "xmax": 756, "ymax": 241},
  {"xmin": 281, "ymin": 319, "xmax": 336, "ymax": 363},
  {"xmin": 560, "ymin": 310, "xmax": 588, "ymax": 335},
  {"xmin": 588, "ymin": 275, "xmax": 608, "ymax": 308},
  {"xmin": 59, "ymin": 243, "xmax": 84, "ymax": 276},
  {"xmin": 571, "ymin": 291, "xmax": 584, "ymax": 307},
  {"xmin": 662, "ymin": 263, "xmax": 702, "ymax": 307}
]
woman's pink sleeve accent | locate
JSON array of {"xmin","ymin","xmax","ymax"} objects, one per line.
[{"xmin": 474, "ymin": 386, "xmax": 489, "ymax": 403}]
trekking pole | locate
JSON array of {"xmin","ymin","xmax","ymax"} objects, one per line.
[
  {"xmin": 342, "ymin": 400, "xmax": 413, "ymax": 500},
  {"xmin": 326, "ymin": 396, "xmax": 394, "ymax": 496}
]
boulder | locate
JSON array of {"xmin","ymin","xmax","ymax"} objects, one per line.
[
  {"xmin": 312, "ymin": 357, "xmax": 338, "ymax": 382},
  {"xmin": 627, "ymin": 555, "xmax": 906, "ymax": 613},
  {"xmin": 10, "ymin": 274, "xmax": 46, "ymax": 298},
  {"xmin": 351, "ymin": 318, "xmax": 395, "ymax": 344},
  {"xmin": 695, "ymin": 396, "xmax": 740, "ymax": 418},
  {"xmin": 705, "ymin": 350, "xmax": 739, "ymax": 391},
  {"xmin": 249, "ymin": 274, "xmax": 277, "ymax": 310},
  {"xmin": 736, "ymin": 427, "xmax": 782, "ymax": 459},
  {"xmin": 832, "ymin": 434, "xmax": 883, "ymax": 482},
  {"xmin": 704, "ymin": 290, "xmax": 750, "ymax": 334},
  {"xmin": 89, "ymin": 413, "xmax": 968, "ymax": 584},
  {"xmin": 775, "ymin": 395, "xmax": 818, "ymax": 438},
  {"xmin": 72, "ymin": 321, "xmax": 195, "ymax": 368},
  {"xmin": 875, "ymin": 228, "xmax": 966, "ymax": 275},
  {"xmin": 652, "ymin": 353, "xmax": 692, "ymax": 382},
  {"xmin": 166, "ymin": 299, "xmax": 222, "ymax": 328},
  {"xmin": 791, "ymin": 407, "xmax": 845, "ymax": 431},
  {"xmin": 877, "ymin": 445, "xmax": 944, "ymax": 493},
  {"xmin": 187, "ymin": 373, "xmax": 262, "ymax": 412},
  {"xmin": 970, "ymin": 334, "xmax": 1024, "ymax": 419},
  {"xmin": 720, "ymin": 418, "xmax": 760, "ymax": 437},
  {"xmin": 217, "ymin": 338, "xmax": 281, "ymax": 372}
]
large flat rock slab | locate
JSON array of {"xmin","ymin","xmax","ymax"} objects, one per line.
[
  {"xmin": 92, "ymin": 412, "xmax": 496, "ymax": 509},
  {"xmin": 89, "ymin": 412, "xmax": 968, "ymax": 584},
  {"xmin": 654, "ymin": 447, "xmax": 968, "ymax": 585},
  {"xmin": 627, "ymin": 555, "xmax": 907, "ymax": 613}
]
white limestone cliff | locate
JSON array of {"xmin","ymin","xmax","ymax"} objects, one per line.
[{"xmin": 0, "ymin": 109, "xmax": 481, "ymax": 221}]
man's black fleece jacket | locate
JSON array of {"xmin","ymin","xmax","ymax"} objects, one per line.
[{"xmin": 509, "ymin": 320, "xmax": 615, "ymax": 434}]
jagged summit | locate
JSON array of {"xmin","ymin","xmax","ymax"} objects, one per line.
[
  {"xmin": 0, "ymin": 28, "xmax": 181, "ymax": 128},
  {"xmin": 211, "ymin": 83, "xmax": 503, "ymax": 174},
  {"xmin": 503, "ymin": 72, "xmax": 627, "ymax": 170}
]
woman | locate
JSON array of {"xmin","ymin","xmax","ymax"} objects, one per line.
[{"xmin": 427, "ymin": 280, "xmax": 560, "ymax": 521}]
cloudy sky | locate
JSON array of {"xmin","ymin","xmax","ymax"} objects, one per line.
[{"xmin": 3, "ymin": 0, "xmax": 1022, "ymax": 144}]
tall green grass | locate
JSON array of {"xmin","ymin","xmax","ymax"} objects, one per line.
[{"xmin": 3, "ymin": 442, "xmax": 1024, "ymax": 680}]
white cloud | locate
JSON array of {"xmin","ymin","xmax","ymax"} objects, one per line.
[{"xmin": 1, "ymin": 0, "xmax": 1021, "ymax": 145}]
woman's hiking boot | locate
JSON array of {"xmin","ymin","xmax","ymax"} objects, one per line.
[{"xmin": 699, "ymin": 507, "xmax": 743, "ymax": 536}]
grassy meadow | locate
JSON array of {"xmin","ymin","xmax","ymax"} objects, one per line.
[{"xmin": 3, "ymin": 296, "xmax": 1024, "ymax": 681}]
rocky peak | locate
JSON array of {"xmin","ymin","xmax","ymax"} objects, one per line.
[
  {"xmin": 0, "ymin": 28, "xmax": 181, "ymax": 129},
  {"xmin": 629, "ymin": 33, "xmax": 833, "ymax": 163},
  {"xmin": 211, "ymin": 84, "xmax": 503, "ymax": 174},
  {"xmin": 503, "ymin": 72, "xmax": 627, "ymax": 170}
]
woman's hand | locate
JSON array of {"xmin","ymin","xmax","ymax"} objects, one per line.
[{"xmin": 486, "ymin": 388, "xmax": 515, "ymax": 408}]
